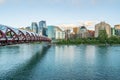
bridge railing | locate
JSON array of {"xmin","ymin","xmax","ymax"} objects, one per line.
[{"xmin": 0, "ymin": 24, "xmax": 51, "ymax": 46}]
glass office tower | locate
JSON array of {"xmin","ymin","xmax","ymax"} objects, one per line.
[{"xmin": 31, "ymin": 22, "xmax": 38, "ymax": 33}]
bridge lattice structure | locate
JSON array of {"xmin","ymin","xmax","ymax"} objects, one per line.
[{"xmin": 0, "ymin": 24, "xmax": 51, "ymax": 46}]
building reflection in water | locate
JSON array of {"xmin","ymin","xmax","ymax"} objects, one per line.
[
  {"xmin": 85, "ymin": 45, "xmax": 96, "ymax": 65},
  {"xmin": 55, "ymin": 45, "xmax": 75, "ymax": 67}
]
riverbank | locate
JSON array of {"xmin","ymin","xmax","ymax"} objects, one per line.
[{"xmin": 53, "ymin": 38, "xmax": 120, "ymax": 45}]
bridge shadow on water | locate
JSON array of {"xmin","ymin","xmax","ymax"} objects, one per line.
[{"xmin": 3, "ymin": 45, "xmax": 51, "ymax": 80}]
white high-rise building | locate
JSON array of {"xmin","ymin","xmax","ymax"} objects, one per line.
[{"xmin": 95, "ymin": 22, "xmax": 111, "ymax": 38}]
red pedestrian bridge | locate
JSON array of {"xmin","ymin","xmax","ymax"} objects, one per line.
[{"xmin": 0, "ymin": 24, "xmax": 51, "ymax": 46}]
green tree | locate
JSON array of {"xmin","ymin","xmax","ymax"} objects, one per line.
[{"xmin": 98, "ymin": 30, "xmax": 108, "ymax": 43}]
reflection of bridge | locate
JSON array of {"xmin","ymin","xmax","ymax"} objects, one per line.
[{"xmin": 0, "ymin": 24, "xmax": 51, "ymax": 46}]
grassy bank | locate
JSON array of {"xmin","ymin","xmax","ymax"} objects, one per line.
[{"xmin": 55, "ymin": 37, "xmax": 120, "ymax": 45}]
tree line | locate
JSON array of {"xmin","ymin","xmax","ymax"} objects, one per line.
[{"xmin": 56, "ymin": 30, "xmax": 120, "ymax": 45}]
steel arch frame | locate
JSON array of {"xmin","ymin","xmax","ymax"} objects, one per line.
[{"xmin": 0, "ymin": 24, "xmax": 51, "ymax": 46}]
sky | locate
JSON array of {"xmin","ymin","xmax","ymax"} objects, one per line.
[{"xmin": 0, "ymin": 0, "xmax": 120, "ymax": 30}]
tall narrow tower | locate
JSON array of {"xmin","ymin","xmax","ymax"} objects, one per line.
[
  {"xmin": 31, "ymin": 22, "xmax": 38, "ymax": 33},
  {"xmin": 39, "ymin": 20, "xmax": 47, "ymax": 36}
]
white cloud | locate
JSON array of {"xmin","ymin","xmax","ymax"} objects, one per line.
[{"xmin": 85, "ymin": 21, "xmax": 96, "ymax": 26}]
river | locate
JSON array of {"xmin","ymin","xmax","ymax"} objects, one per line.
[{"xmin": 0, "ymin": 44, "xmax": 120, "ymax": 80}]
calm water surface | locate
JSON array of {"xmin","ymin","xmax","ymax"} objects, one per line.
[{"xmin": 0, "ymin": 44, "xmax": 120, "ymax": 80}]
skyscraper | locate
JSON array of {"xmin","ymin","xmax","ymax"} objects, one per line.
[
  {"xmin": 95, "ymin": 22, "xmax": 111, "ymax": 38},
  {"xmin": 39, "ymin": 20, "xmax": 47, "ymax": 36},
  {"xmin": 39, "ymin": 21, "xmax": 46, "ymax": 29},
  {"xmin": 31, "ymin": 22, "xmax": 38, "ymax": 33},
  {"xmin": 48, "ymin": 26, "xmax": 56, "ymax": 40}
]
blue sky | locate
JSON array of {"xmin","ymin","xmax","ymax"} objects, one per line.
[{"xmin": 0, "ymin": 0, "xmax": 120, "ymax": 29}]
